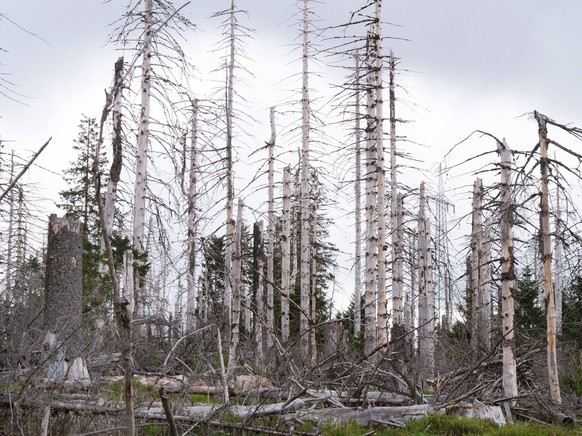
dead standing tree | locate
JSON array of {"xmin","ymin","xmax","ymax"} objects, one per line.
[{"xmin": 43, "ymin": 214, "xmax": 90, "ymax": 386}]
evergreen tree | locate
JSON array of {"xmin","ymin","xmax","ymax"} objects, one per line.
[
  {"xmin": 514, "ymin": 266, "xmax": 546, "ymax": 345},
  {"xmin": 58, "ymin": 116, "xmax": 108, "ymax": 314}
]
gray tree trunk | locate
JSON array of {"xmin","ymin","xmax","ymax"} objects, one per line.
[
  {"xmin": 534, "ymin": 111, "xmax": 561, "ymax": 404},
  {"xmin": 186, "ymin": 98, "xmax": 199, "ymax": 331},
  {"xmin": 418, "ymin": 182, "xmax": 434, "ymax": 380},
  {"xmin": 299, "ymin": 0, "xmax": 312, "ymax": 360},
  {"xmin": 364, "ymin": 30, "xmax": 378, "ymax": 355},
  {"xmin": 266, "ymin": 107, "xmax": 276, "ymax": 350},
  {"xmin": 374, "ymin": 0, "xmax": 387, "ymax": 347},
  {"xmin": 353, "ymin": 51, "xmax": 363, "ymax": 337},
  {"xmin": 498, "ymin": 138, "xmax": 518, "ymax": 402},
  {"xmin": 281, "ymin": 165, "xmax": 291, "ymax": 343}
]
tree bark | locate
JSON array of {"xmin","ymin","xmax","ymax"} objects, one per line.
[{"xmin": 43, "ymin": 214, "xmax": 89, "ymax": 387}]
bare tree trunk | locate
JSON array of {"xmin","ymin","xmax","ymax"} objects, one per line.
[
  {"xmin": 535, "ymin": 111, "xmax": 561, "ymax": 404},
  {"xmin": 470, "ymin": 178, "xmax": 483, "ymax": 356},
  {"xmin": 299, "ymin": 0, "xmax": 312, "ymax": 360},
  {"xmin": 554, "ymin": 164, "xmax": 563, "ymax": 335},
  {"xmin": 132, "ymin": 0, "xmax": 152, "ymax": 323},
  {"xmin": 266, "ymin": 107, "xmax": 276, "ymax": 350},
  {"xmin": 364, "ymin": 30, "xmax": 378, "ymax": 355},
  {"xmin": 407, "ymin": 231, "xmax": 417, "ymax": 334},
  {"xmin": 389, "ymin": 52, "xmax": 404, "ymax": 342},
  {"xmin": 374, "ymin": 0, "xmax": 387, "ymax": 347},
  {"xmin": 253, "ymin": 221, "xmax": 265, "ymax": 366},
  {"xmin": 498, "ymin": 138, "xmax": 518, "ymax": 402},
  {"xmin": 353, "ymin": 51, "xmax": 363, "ymax": 337},
  {"xmin": 104, "ymin": 57, "xmax": 124, "ymax": 238},
  {"xmin": 310, "ymin": 201, "xmax": 318, "ymax": 365},
  {"xmin": 223, "ymin": 0, "xmax": 237, "ymax": 332},
  {"xmin": 281, "ymin": 165, "xmax": 291, "ymax": 343},
  {"xmin": 479, "ymin": 218, "xmax": 492, "ymax": 352},
  {"xmin": 227, "ymin": 200, "xmax": 243, "ymax": 380},
  {"xmin": 418, "ymin": 182, "xmax": 434, "ymax": 380},
  {"xmin": 186, "ymin": 98, "xmax": 199, "ymax": 331}
]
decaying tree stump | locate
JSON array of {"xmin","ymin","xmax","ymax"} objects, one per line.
[{"xmin": 42, "ymin": 214, "xmax": 90, "ymax": 387}]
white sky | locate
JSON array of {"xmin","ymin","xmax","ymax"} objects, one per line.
[{"xmin": 1, "ymin": 0, "xmax": 581, "ymax": 311}]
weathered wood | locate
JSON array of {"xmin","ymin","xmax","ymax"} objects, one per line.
[
  {"xmin": 534, "ymin": 111, "xmax": 561, "ymax": 405},
  {"xmin": 158, "ymin": 387, "xmax": 178, "ymax": 436}
]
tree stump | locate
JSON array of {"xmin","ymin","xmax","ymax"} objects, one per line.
[{"xmin": 43, "ymin": 214, "xmax": 90, "ymax": 387}]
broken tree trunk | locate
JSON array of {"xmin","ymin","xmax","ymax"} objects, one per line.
[{"xmin": 43, "ymin": 214, "xmax": 90, "ymax": 388}]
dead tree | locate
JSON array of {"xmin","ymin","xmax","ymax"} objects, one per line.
[
  {"xmin": 281, "ymin": 165, "xmax": 291, "ymax": 343},
  {"xmin": 498, "ymin": 138, "xmax": 518, "ymax": 402},
  {"xmin": 266, "ymin": 107, "xmax": 276, "ymax": 350},
  {"xmin": 364, "ymin": 30, "xmax": 378, "ymax": 355},
  {"xmin": 418, "ymin": 181, "xmax": 434, "ymax": 380},
  {"xmin": 534, "ymin": 111, "xmax": 561, "ymax": 405},
  {"xmin": 43, "ymin": 214, "xmax": 89, "ymax": 386}
]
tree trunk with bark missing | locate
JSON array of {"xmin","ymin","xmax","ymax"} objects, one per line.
[
  {"xmin": 186, "ymin": 98, "xmax": 199, "ymax": 331},
  {"xmin": 132, "ymin": 0, "xmax": 152, "ymax": 323},
  {"xmin": 186, "ymin": 99, "xmax": 200, "ymax": 332},
  {"xmin": 281, "ymin": 166, "xmax": 291, "ymax": 343},
  {"xmin": 353, "ymin": 51, "xmax": 363, "ymax": 337},
  {"xmin": 310, "ymin": 198, "xmax": 318, "ymax": 365},
  {"xmin": 104, "ymin": 57, "xmax": 124, "ymax": 239},
  {"xmin": 253, "ymin": 221, "xmax": 265, "ymax": 367},
  {"xmin": 470, "ymin": 178, "xmax": 483, "ymax": 357},
  {"xmin": 418, "ymin": 182, "xmax": 434, "ymax": 380},
  {"xmin": 479, "ymin": 218, "xmax": 492, "ymax": 352},
  {"xmin": 299, "ymin": 0, "xmax": 312, "ymax": 361},
  {"xmin": 498, "ymin": 138, "xmax": 518, "ymax": 402},
  {"xmin": 227, "ymin": 199, "xmax": 243, "ymax": 381},
  {"xmin": 554, "ymin": 164, "xmax": 563, "ymax": 335},
  {"xmin": 266, "ymin": 107, "xmax": 276, "ymax": 350},
  {"xmin": 364, "ymin": 30, "xmax": 378, "ymax": 355},
  {"xmin": 374, "ymin": 0, "xmax": 387, "ymax": 347},
  {"xmin": 390, "ymin": 51, "xmax": 404, "ymax": 345},
  {"xmin": 223, "ymin": 0, "xmax": 237, "ymax": 332},
  {"xmin": 534, "ymin": 111, "xmax": 561, "ymax": 404}
]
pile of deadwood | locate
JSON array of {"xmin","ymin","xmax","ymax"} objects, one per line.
[{"xmin": 0, "ymin": 348, "xmax": 579, "ymax": 434}]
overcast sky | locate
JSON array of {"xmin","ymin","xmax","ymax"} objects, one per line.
[{"xmin": 1, "ymin": 0, "xmax": 581, "ymax": 309}]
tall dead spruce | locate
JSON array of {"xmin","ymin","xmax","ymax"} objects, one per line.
[
  {"xmin": 498, "ymin": 139, "xmax": 518, "ymax": 402},
  {"xmin": 534, "ymin": 111, "xmax": 561, "ymax": 405}
]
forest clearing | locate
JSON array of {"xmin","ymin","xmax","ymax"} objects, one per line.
[{"xmin": 1, "ymin": 0, "xmax": 582, "ymax": 434}]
